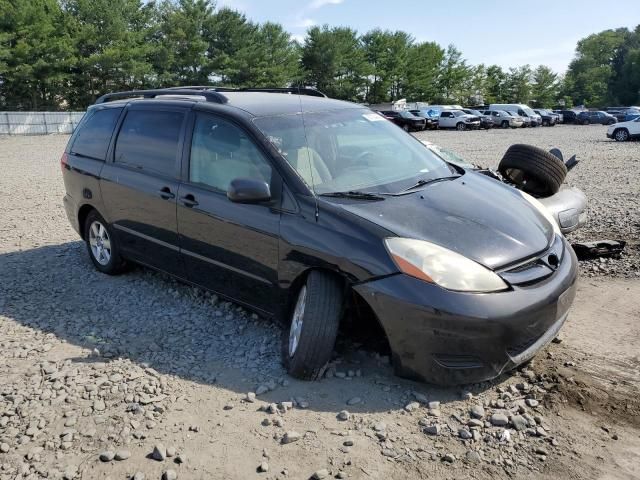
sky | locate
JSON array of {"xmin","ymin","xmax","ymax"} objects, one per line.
[{"xmin": 217, "ymin": 0, "xmax": 640, "ymax": 73}]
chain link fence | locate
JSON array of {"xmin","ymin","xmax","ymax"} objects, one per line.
[{"xmin": 0, "ymin": 112, "xmax": 86, "ymax": 135}]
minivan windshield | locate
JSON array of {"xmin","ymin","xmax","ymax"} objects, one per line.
[{"xmin": 253, "ymin": 108, "xmax": 457, "ymax": 195}]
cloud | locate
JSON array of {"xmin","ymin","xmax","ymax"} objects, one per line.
[
  {"xmin": 309, "ymin": 0, "xmax": 344, "ymax": 9},
  {"xmin": 294, "ymin": 18, "xmax": 317, "ymax": 28}
]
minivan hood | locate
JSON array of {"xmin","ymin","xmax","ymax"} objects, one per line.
[{"xmin": 333, "ymin": 172, "xmax": 553, "ymax": 270}]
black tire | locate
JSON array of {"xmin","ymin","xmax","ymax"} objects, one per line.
[
  {"xmin": 501, "ymin": 120, "xmax": 509, "ymax": 128},
  {"xmin": 614, "ymin": 128, "xmax": 629, "ymax": 142},
  {"xmin": 83, "ymin": 210, "xmax": 127, "ymax": 275},
  {"xmin": 282, "ymin": 271, "xmax": 344, "ymax": 380},
  {"xmin": 402, "ymin": 124, "xmax": 410, "ymax": 132},
  {"xmin": 582, "ymin": 119, "xmax": 590, "ymax": 125},
  {"xmin": 456, "ymin": 122, "xmax": 466, "ymax": 131},
  {"xmin": 498, "ymin": 144, "xmax": 568, "ymax": 197}
]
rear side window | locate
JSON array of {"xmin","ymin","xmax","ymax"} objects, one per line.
[
  {"xmin": 71, "ymin": 108, "xmax": 122, "ymax": 160},
  {"xmin": 114, "ymin": 110, "xmax": 184, "ymax": 177}
]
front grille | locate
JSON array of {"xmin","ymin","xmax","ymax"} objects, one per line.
[{"xmin": 498, "ymin": 236, "xmax": 564, "ymax": 286}]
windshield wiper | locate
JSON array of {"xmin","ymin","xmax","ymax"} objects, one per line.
[
  {"xmin": 320, "ymin": 190, "xmax": 385, "ymax": 200},
  {"xmin": 398, "ymin": 175, "xmax": 461, "ymax": 193}
]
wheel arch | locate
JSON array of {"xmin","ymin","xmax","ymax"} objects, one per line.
[{"xmin": 77, "ymin": 204, "xmax": 97, "ymax": 240}]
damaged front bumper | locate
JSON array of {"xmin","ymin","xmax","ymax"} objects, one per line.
[{"xmin": 354, "ymin": 238, "xmax": 578, "ymax": 385}]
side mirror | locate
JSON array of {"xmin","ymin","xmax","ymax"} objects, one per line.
[{"xmin": 227, "ymin": 178, "xmax": 271, "ymax": 204}]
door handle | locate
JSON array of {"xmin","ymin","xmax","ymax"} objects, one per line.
[
  {"xmin": 180, "ymin": 194, "xmax": 199, "ymax": 207},
  {"xmin": 158, "ymin": 187, "xmax": 175, "ymax": 200}
]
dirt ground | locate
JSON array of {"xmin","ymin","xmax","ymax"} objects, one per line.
[{"xmin": 0, "ymin": 132, "xmax": 639, "ymax": 480}]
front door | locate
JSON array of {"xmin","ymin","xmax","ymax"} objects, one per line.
[
  {"xmin": 177, "ymin": 112, "xmax": 281, "ymax": 313},
  {"xmin": 100, "ymin": 105, "xmax": 187, "ymax": 277}
]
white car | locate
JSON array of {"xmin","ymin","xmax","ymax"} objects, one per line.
[
  {"xmin": 438, "ymin": 109, "xmax": 481, "ymax": 130},
  {"xmin": 607, "ymin": 117, "xmax": 640, "ymax": 141}
]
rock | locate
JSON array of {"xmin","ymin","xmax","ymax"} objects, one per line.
[
  {"xmin": 467, "ymin": 419, "xmax": 483, "ymax": 428},
  {"xmin": 174, "ymin": 454, "xmax": 186, "ymax": 465},
  {"xmin": 535, "ymin": 447, "xmax": 548, "ymax": 456},
  {"xmin": 465, "ymin": 450, "xmax": 481, "ymax": 464},
  {"xmin": 427, "ymin": 401, "xmax": 440, "ymax": 410},
  {"xmin": 511, "ymin": 415, "xmax": 527, "ymax": 431},
  {"xmin": 93, "ymin": 399, "xmax": 106, "ymax": 412},
  {"xmin": 346, "ymin": 397, "xmax": 361, "ymax": 406},
  {"xmin": 337, "ymin": 410, "xmax": 350, "ymax": 421},
  {"xmin": 470, "ymin": 405, "xmax": 485, "ymax": 419},
  {"xmin": 442, "ymin": 453, "xmax": 456, "ymax": 463},
  {"xmin": 244, "ymin": 392, "xmax": 256, "ymax": 403},
  {"xmin": 312, "ymin": 469, "xmax": 329, "ymax": 479},
  {"xmin": 223, "ymin": 403, "xmax": 234, "ymax": 410},
  {"xmin": 99, "ymin": 450, "xmax": 115, "ymax": 462},
  {"xmin": 166, "ymin": 446, "xmax": 176, "ymax": 457},
  {"xmin": 458, "ymin": 428, "xmax": 473, "ymax": 439},
  {"xmin": 373, "ymin": 421, "xmax": 386, "ymax": 432},
  {"xmin": 114, "ymin": 450, "xmax": 131, "ymax": 461},
  {"xmin": 526, "ymin": 398, "xmax": 540, "ymax": 408},
  {"xmin": 336, "ymin": 471, "xmax": 346, "ymax": 479},
  {"xmin": 162, "ymin": 470, "xmax": 178, "ymax": 480},
  {"xmin": 281, "ymin": 431, "xmax": 301, "ymax": 444},
  {"xmin": 152, "ymin": 443, "xmax": 167, "ymax": 461},
  {"xmin": 461, "ymin": 391, "xmax": 473, "ymax": 400},
  {"xmin": 404, "ymin": 401, "xmax": 420, "ymax": 412},
  {"xmin": 132, "ymin": 473, "xmax": 145, "ymax": 480},
  {"xmin": 258, "ymin": 461, "xmax": 269, "ymax": 473},
  {"xmin": 490, "ymin": 413, "xmax": 509, "ymax": 426},
  {"xmin": 343, "ymin": 439, "xmax": 354, "ymax": 446},
  {"xmin": 273, "ymin": 418, "xmax": 284, "ymax": 428},
  {"xmin": 0, "ymin": 443, "xmax": 9, "ymax": 453},
  {"xmin": 423, "ymin": 424, "xmax": 441, "ymax": 435},
  {"xmin": 261, "ymin": 418, "xmax": 271, "ymax": 426}
]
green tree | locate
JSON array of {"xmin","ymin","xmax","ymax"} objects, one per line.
[
  {"xmin": 0, "ymin": 0, "xmax": 72, "ymax": 109},
  {"xmin": 361, "ymin": 29, "xmax": 393, "ymax": 103},
  {"xmin": 404, "ymin": 41, "xmax": 444, "ymax": 102},
  {"xmin": 436, "ymin": 45, "xmax": 470, "ymax": 103},
  {"xmin": 504, "ymin": 65, "xmax": 532, "ymax": 103},
  {"xmin": 530, "ymin": 65, "xmax": 559, "ymax": 107},
  {"xmin": 484, "ymin": 65, "xmax": 508, "ymax": 103}
]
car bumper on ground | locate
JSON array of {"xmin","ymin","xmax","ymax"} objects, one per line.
[{"xmin": 354, "ymin": 239, "xmax": 578, "ymax": 385}]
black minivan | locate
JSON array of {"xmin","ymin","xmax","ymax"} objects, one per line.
[{"xmin": 62, "ymin": 88, "xmax": 577, "ymax": 385}]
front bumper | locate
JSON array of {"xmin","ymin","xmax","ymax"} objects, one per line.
[{"xmin": 354, "ymin": 239, "xmax": 578, "ymax": 385}]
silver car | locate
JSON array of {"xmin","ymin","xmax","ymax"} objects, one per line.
[
  {"xmin": 438, "ymin": 109, "xmax": 481, "ymax": 130},
  {"xmin": 483, "ymin": 110, "xmax": 524, "ymax": 128}
]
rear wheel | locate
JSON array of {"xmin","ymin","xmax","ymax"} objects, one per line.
[
  {"xmin": 283, "ymin": 271, "xmax": 344, "ymax": 380},
  {"xmin": 582, "ymin": 119, "xmax": 590, "ymax": 125},
  {"xmin": 456, "ymin": 122, "xmax": 466, "ymax": 131},
  {"xmin": 614, "ymin": 129, "xmax": 629, "ymax": 142},
  {"xmin": 84, "ymin": 210, "xmax": 127, "ymax": 275},
  {"xmin": 402, "ymin": 124, "xmax": 410, "ymax": 132},
  {"xmin": 501, "ymin": 120, "xmax": 509, "ymax": 128}
]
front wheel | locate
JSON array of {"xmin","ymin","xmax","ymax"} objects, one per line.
[
  {"xmin": 283, "ymin": 271, "xmax": 344, "ymax": 380},
  {"xmin": 456, "ymin": 122, "xmax": 466, "ymax": 131},
  {"xmin": 84, "ymin": 210, "xmax": 127, "ymax": 275},
  {"xmin": 501, "ymin": 121, "xmax": 509, "ymax": 129},
  {"xmin": 583, "ymin": 119, "xmax": 590, "ymax": 125},
  {"xmin": 614, "ymin": 129, "xmax": 629, "ymax": 141}
]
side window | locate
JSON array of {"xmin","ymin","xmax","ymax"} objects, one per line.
[
  {"xmin": 189, "ymin": 114, "xmax": 272, "ymax": 192},
  {"xmin": 71, "ymin": 108, "xmax": 122, "ymax": 160},
  {"xmin": 114, "ymin": 110, "xmax": 184, "ymax": 177}
]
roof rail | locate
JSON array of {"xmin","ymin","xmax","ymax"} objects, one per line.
[
  {"xmin": 214, "ymin": 87, "xmax": 328, "ymax": 98},
  {"xmin": 94, "ymin": 89, "xmax": 228, "ymax": 105}
]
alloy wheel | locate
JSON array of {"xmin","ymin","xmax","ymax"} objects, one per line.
[
  {"xmin": 615, "ymin": 129, "xmax": 629, "ymax": 141},
  {"xmin": 288, "ymin": 285, "xmax": 307, "ymax": 357},
  {"xmin": 89, "ymin": 220, "xmax": 111, "ymax": 266}
]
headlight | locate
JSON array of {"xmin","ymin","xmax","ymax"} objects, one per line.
[
  {"xmin": 518, "ymin": 191, "xmax": 561, "ymax": 235},
  {"xmin": 384, "ymin": 238, "xmax": 508, "ymax": 292}
]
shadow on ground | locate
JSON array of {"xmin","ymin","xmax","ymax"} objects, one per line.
[{"xmin": 0, "ymin": 242, "xmax": 500, "ymax": 414}]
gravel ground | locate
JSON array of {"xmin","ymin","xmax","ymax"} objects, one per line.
[
  {"xmin": 0, "ymin": 133, "xmax": 639, "ymax": 480},
  {"xmin": 414, "ymin": 124, "xmax": 640, "ymax": 279}
]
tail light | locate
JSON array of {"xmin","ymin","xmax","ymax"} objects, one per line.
[{"xmin": 60, "ymin": 152, "xmax": 69, "ymax": 172}]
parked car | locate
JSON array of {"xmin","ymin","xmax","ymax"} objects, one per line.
[
  {"xmin": 605, "ymin": 106, "xmax": 640, "ymax": 122},
  {"xmin": 438, "ymin": 109, "xmax": 481, "ymax": 130},
  {"xmin": 482, "ymin": 109, "xmax": 524, "ymax": 128},
  {"xmin": 554, "ymin": 110, "xmax": 577, "ymax": 124},
  {"xmin": 576, "ymin": 111, "xmax": 617, "ymax": 125},
  {"xmin": 409, "ymin": 109, "xmax": 439, "ymax": 129},
  {"xmin": 533, "ymin": 109, "xmax": 557, "ymax": 126},
  {"xmin": 462, "ymin": 108, "xmax": 494, "ymax": 129},
  {"xmin": 490, "ymin": 103, "xmax": 541, "ymax": 127},
  {"xmin": 61, "ymin": 87, "xmax": 577, "ymax": 386},
  {"xmin": 607, "ymin": 116, "xmax": 640, "ymax": 141},
  {"xmin": 379, "ymin": 110, "xmax": 426, "ymax": 131}
]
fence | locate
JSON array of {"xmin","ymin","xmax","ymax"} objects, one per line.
[{"xmin": 0, "ymin": 112, "xmax": 86, "ymax": 135}]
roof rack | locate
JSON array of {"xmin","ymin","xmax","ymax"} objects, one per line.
[
  {"xmin": 94, "ymin": 89, "xmax": 228, "ymax": 105},
  {"xmin": 214, "ymin": 87, "xmax": 327, "ymax": 98}
]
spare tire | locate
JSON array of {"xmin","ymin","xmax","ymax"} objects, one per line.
[{"xmin": 498, "ymin": 144, "xmax": 567, "ymax": 197}]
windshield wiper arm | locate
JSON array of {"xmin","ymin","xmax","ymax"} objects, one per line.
[
  {"xmin": 398, "ymin": 175, "xmax": 461, "ymax": 193},
  {"xmin": 320, "ymin": 190, "xmax": 385, "ymax": 200}
]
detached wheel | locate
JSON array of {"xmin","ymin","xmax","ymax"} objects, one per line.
[
  {"xmin": 456, "ymin": 122, "xmax": 466, "ymax": 131},
  {"xmin": 84, "ymin": 210, "xmax": 127, "ymax": 275},
  {"xmin": 614, "ymin": 128, "xmax": 629, "ymax": 141},
  {"xmin": 283, "ymin": 271, "xmax": 344, "ymax": 380},
  {"xmin": 498, "ymin": 144, "xmax": 568, "ymax": 197}
]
